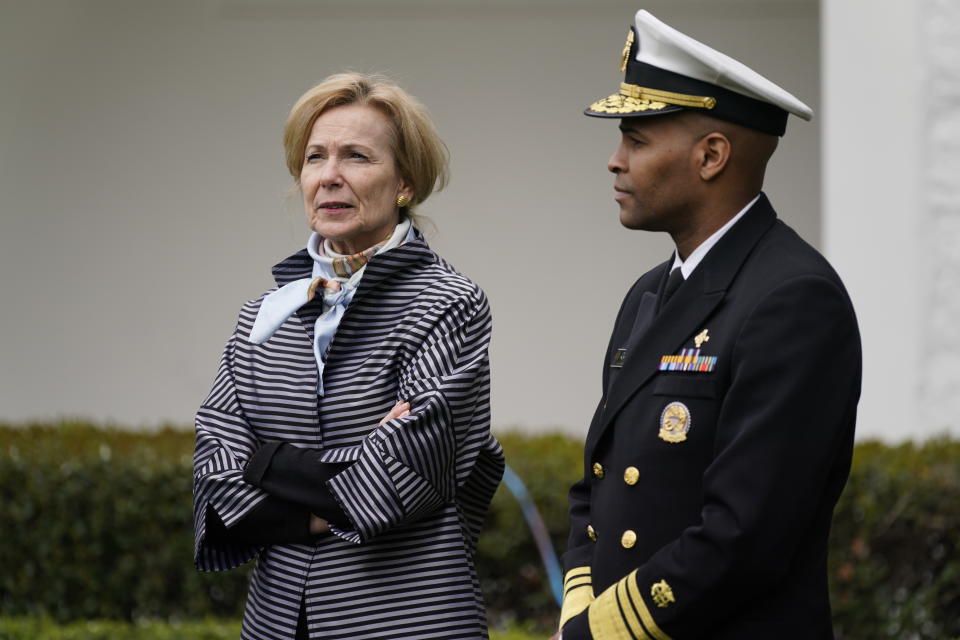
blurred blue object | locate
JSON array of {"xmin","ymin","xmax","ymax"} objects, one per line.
[{"xmin": 501, "ymin": 464, "xmax": 564, "ymax": 605}]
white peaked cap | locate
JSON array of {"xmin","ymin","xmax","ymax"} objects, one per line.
[
  {"xmin": 585, "ymin": 10, "xmax": 813, "ymax": 135},
  {"xmin": 634, "ymin": 10, "xmax": 812, "ymax": 121}
]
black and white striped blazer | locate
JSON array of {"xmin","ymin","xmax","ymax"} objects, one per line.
[{"xmin": 193, "ymin": 232, "xmax": 504, "ymax": 639}]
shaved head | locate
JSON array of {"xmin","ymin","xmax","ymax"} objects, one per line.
[{"xmin": 677, "ymin": 112, "xmax": 779, "ymax": 193}]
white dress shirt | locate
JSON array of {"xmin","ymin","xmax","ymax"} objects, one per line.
[{"xmin": 670, "ymin": 193, "xmax": 760, "ymax": 278}]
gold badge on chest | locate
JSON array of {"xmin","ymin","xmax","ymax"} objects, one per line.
[{"xmin": 659, "ymin": 401, "xmax": 691, "ymax": 443}]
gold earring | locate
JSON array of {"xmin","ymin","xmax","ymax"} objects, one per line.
[{"xmin": 396, "ymin": 194, "xmax": 410, "ymax": 208}]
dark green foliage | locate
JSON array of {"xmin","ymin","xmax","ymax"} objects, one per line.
[
  {"xmin": 0, "ymin": 617, "xmax": 539, "ymax": 640},
  {"xmin": 828, "ymin": 438, "xmax": 960, "ymax": 640},
  {"xmin": 0, "ymin": 617, "xmax": 241, "ymax": 640},
  {"xmin": 0, "ymin": 422, "xmax": 957, "ymax": 639},
  {"xmin": 0, "ymin": 422, "xmax": 249, "ymax": 622},
  {"xmin": 478, "ymin": 432, "xmax": 581, "ymax": 629}
]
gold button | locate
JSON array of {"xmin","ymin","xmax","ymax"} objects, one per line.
[
  {"xmin": 623, "ymin": 466, "xmax": 640, "ymax": 485},
  {"xmin": 587, "ymin": 525, "xmax": 597, "ymax": 542},
  {"xmin": 621, "ymin": 529, "xmax": 637, "ymax": 549},
  {"xmin": 592, "ymin": 462, "xmax": 605, "ymax": 479}
]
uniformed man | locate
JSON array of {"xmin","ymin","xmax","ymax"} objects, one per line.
[{"xmin": 553, "ymin": 10, "xmax": 861, "ymax": 640}]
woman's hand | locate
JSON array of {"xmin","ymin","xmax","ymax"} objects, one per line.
[
  {"xmin": 304, "ymin": 402, "xmax": 409, "ymax": 536},
  {"xmin": 303, "ymin": 402, "xmax": 408, "ymax": 537},
  {"xmin": 309, "ymin": 514, "xmax": 330, "ymax": 535},
  {"xmin": 379, "ymin": 400, "xmax": 411, "ymax": 425}
]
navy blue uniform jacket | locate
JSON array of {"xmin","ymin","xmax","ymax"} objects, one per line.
[{"xmin": 560, "ymin": 195, "xmax": 862, "ymax": 640}]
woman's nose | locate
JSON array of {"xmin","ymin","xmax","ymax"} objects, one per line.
[{"xmin": 318, "ymin": 159, "xmax": 343, "ymax": 187}]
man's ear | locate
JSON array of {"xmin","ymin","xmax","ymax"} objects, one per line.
[{"xmin": 696, "ymin": 132, "xmax": 731, "ymax": 181}]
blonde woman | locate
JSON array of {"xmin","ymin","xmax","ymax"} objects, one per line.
[{"xmin": 193, "ymin": 73, "xmax": 504, "ymax": 640}]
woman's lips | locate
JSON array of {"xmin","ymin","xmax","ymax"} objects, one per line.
[{"xmin": 316, "ymin": 201, "xmax": 354, "ymax": 211}]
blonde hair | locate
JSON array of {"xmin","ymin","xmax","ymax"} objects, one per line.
[{"xmin": 283, "ymin": 73, "xmax": 450, "ymax": 222}]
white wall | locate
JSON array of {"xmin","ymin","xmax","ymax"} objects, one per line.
[
  {"xmin": 1, "ymin": 0, "xmax": 822, "ymax": 436},
  {"xmin": 822, "ymin": 0, "xmax": 944, "ymax": 441},
  {"xmin": 919, "ymin": 1, "xmax": 960, "ymax": 439}
]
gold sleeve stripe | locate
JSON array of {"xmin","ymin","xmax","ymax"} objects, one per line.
[
  {"xmin": 587, "ymin": 579, "xmax": 644, "ymax": 640},
  {"xmin": 565, "ymin": 576, "xmax": 593, "ymax": 593},
  {"xmin": 625, "ymin": 572, "xmax": 673, "ymax": 640},
  {"xmin": 565, "ymin": 585, "xmax": 592, "ymax": 599},
  {"xmin": 616, "ymin": 579, "xmax": 650, "ymax": 640},
  {"xmin": 559, "ymin": 586, "xmax": 594, "ymax": 629},
  {"xmin": 588, "ymin": 570, "xmax": 679, "ymax": 640},
  {"xmin": 559, "ymin": 566, "xmax": 595, "ymax": 630},
  {"xmin": 564, "ymin": 566, "xmax": 592, "ymax": 582}
]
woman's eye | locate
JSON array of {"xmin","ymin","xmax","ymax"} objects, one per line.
[
  {"xmin": 349, "ymin": 152, "xmax": 369, "ymax": 161},
  {"xmin": 306, "ymin": 152, "xmax": 323, "ymax": 162}
]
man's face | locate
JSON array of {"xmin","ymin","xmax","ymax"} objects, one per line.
[{"xmin": 607, "ymin": 114, "xmax": 699, "ymax": 234}]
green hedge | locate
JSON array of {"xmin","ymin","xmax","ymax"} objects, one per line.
[
  {"xmin": 0, "ymin": 617, "xmax": 540, "ymax": 640},
  {"xmin": 0, "ymin": 617, "xmax": 240, "ymax": 640},
  {"xmin": 1, "ymin": 422, "xmax": 958, "ymax": 638},
  {"xmin": 480, "ymin": 432, "xmax": 583, "ymax": 629},
  {"xmin": 828, "ymin": 439, "xmax": 960, "ymax": 639},
  {"xmin": 0, "ymin": 422, "xmax": 248, "ymax": 621}
]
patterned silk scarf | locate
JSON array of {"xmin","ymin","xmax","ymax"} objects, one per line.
[
  {"xmin": 249, "ymin": 220, "xmax": 413, "ymax": 395},
  {"xmin": 328, "ymin": 243, "xmax": 382, "ymax": 279}
]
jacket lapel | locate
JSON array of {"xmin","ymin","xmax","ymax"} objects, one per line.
[
  {"xmin": 349, "ymin": 231, "xmax": 434, "ymax": 304},
  {"xmin": 587, "ymin": 194, "xmax": 778, "ymax": 454},
  {"xmin": 627, "ymin": 292, "xmax": 660, "ymax": 351},
  {"xmin": 605, "ymin": 286, "xmax": 660, "ymax": 393},
  {"xmin": 265, "ymin": 231, "xmax": 436, "ymax": 353},
  {"xmin": 272, "ymin": 249, "xmax": 312, "ymax": 287},
  {"xmin": 268, "ymin": 249, "xmax": 315, "ymax": 342}
]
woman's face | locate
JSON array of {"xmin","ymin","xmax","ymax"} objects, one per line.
[{"xmin": 300, "ymin": 104, "xmax": 412, "ymax": 255}]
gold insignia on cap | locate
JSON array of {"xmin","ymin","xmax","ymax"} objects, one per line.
[
  {"xmin": 620, "ymin": 83, "xmax": 717, "ymax": 110},
  {"xmin": 651, "ymin": 579, "xmax": 675, "ymax": 608},
  {"xmin": 588, "ymin": 95, "xmax": 670, "ymax": 115},
  {"xmin": 659, "ymin": 401, "xmax": 691, "ymax": 443},
  {"xmin": 619, "ymin": 28, "xmax": 635, "ymax": 72},
  {"xmin": 694, "ymin": 329, "xmax": 710, "ymax": 349}
]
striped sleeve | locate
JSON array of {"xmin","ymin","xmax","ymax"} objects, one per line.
[
  {"xmin": 192, "ymin": 331, "xmax": 266, "ymax": 571},
  {"xmin": 559, "ymin": 566, "xmax": 595, "ymax": 629},
  {"xmin": 326, "ymin": 286, "xmax": 494, "ymax": 543}
]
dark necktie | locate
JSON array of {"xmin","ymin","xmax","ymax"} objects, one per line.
[{"xmin": 661, "ymin": 267, "xmax": 685, "ymax": 309}]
